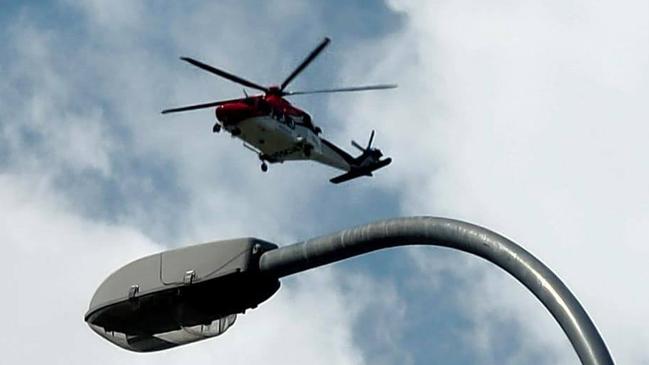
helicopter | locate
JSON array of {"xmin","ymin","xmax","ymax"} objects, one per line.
[{"xmin": 162, "ymin": 37, "xmax": 395, "ymax": 184}]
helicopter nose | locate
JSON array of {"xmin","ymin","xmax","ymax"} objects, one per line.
[{"xmin": 215, "ymin": 106, "xmax": 229, "ymax": 123}]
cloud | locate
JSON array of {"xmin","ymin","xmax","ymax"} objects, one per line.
[{"xmin": 333, "ymin": 0, "xmax": 649, "ymax": 363}]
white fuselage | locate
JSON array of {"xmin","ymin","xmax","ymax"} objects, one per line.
[{"xmin": 226, "ymin": 115, "xmax": 351, "ymax": 171}]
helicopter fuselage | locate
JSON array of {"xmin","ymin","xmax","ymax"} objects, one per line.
[{"xmin": 214, "ymin": 95, "xmax": 350, "ymax": 171}]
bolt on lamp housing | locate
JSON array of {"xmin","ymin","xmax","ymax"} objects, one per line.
[{"xmin": 85, "ymin": 238, "xmax": 280, "ymax": 352}]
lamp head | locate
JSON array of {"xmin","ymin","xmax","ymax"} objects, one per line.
[{"xmin": 85, "ymin": 238, "xmax": 279, "ymax": 352}]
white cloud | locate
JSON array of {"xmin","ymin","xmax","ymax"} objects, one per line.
[
  {"xmin": 335, "ymin": 0, "xmax": 649, "ymax": 363},
  {"xmin": 0, "ymin": 22, "xmax": 113, "ymax": 176}
]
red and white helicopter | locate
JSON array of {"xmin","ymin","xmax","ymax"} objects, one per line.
[{"xmin": 162, "ymin": 38, "xmax": 395, "ymax": 184}]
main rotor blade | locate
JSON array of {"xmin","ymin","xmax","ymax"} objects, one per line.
[
  {"xmin": 280, "ymin": 37, "xmax": 330, "ymax": 91},
  {"xmin": 284, "ymin": 84, "xmax": 397, "ymax": 96},
  {"xmin": 180, "ymin": 57, "xmax": 268, "ymax": 93},
  {"xmin": 161, "ymin": 98, "xmax": 241, "ymax": 114}
]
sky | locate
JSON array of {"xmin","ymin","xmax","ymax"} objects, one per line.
[{"xmin": 1, "ymin": 1, "xmax": 648, "ymax": 364}]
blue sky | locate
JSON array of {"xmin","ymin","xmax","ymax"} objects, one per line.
[{"xmin": 1, "ymin": 1, "xmax": 648, "ymax": 364}]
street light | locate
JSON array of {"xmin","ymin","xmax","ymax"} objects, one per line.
[
  {"xmin": 85, "ymin": 216, "xmax": 614, "ymax": 365},
  {"xmin": 85, "ymin": 238, "xmax": 280, "ymax": 351}
]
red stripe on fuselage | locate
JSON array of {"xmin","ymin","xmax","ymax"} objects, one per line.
[{"xmin": 215, "ymin": 94, "xmax": 309, "ymax": 125}]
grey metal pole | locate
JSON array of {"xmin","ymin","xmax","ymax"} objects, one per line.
[{"xmin": 258, "ymin": 216, "xmax": 614, "ymax": 365}]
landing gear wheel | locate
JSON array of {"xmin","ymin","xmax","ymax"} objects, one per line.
[
  {"xmin": 261, "ymin": 162, "xmax": 268, "ymax": 172},
  {"xmin": 212, "ymin": 123, "xmax": 221, "ymax": 133},
  {"xmin": 304, "ymin": 145, "xmax": 313, "ymax": 157}
]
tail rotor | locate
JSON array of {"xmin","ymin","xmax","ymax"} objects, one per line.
[
  {"xmin": 330, "ymin": 130, "xmax": 391, "ymax": 184},
  {"xmin": 351, "ymin": 130, "xmax": 384, "ymax": 162},
  {"xmin": 352, "ymin": 130, "xmax": 376, "ymax": 152}
]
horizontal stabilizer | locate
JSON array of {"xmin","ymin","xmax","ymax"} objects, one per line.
[{"xmin": 330, "ymin": 158, "xmax": 392, "ymax": 184}]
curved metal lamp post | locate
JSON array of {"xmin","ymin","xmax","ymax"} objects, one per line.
[
  {"xmin": 85, "ymin": 216, "xmax": 614, "ymax": 365},
  {"xmin": 258, "ymin": 217, "xmax": 613, "ymax": 365}
]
